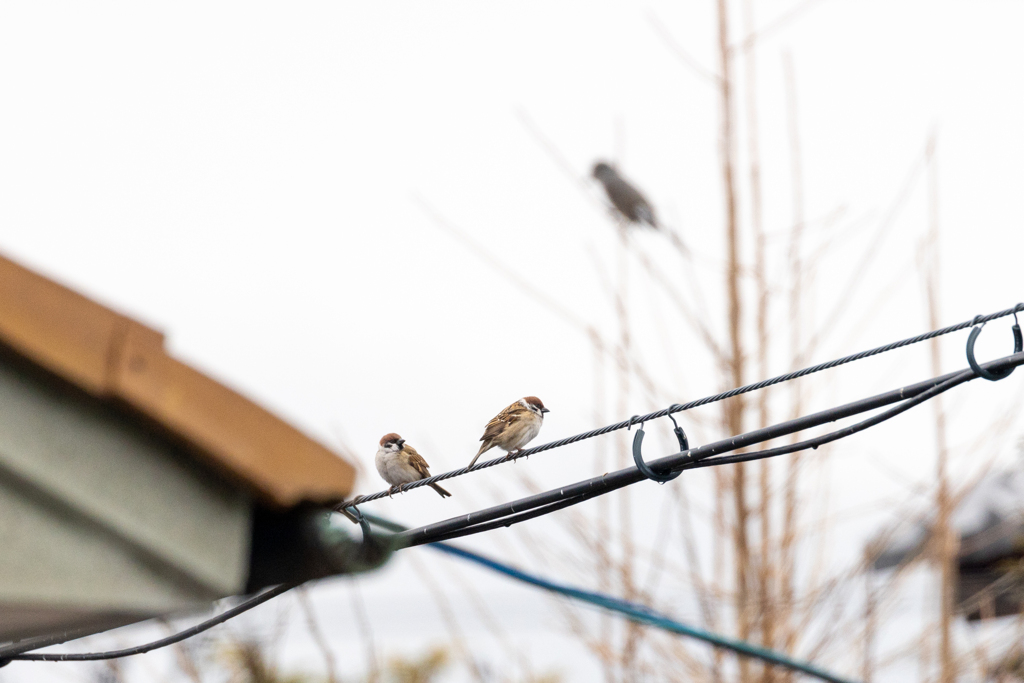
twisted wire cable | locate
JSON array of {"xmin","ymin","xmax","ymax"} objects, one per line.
[
  {"xmin": 397, "ymin": 365, "xmax": 999, "ymax": 547},
  {"xmin": 338, "ymin": 302, "xmax": 1023, "ymax": 509}
]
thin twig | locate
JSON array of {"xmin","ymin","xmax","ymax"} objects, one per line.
[
  {"xmin": 297, "ymin": 587, "xmax": 339, "ymax": 683},
  {"xmin": 647, "ymin": 11, "xmax": 723, "ymax": 86}
]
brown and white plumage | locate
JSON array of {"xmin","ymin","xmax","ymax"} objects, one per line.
[
  {"xmin": 469, "ymin": 396, "xmax": 550, "ymax": 467},
  {"xmin": 375, "ymin": 433, "xmax": 451, "ymax": 498},
  {"xmin": 592, "ymin": 161, "xmax": 658, "ymax": 228}
]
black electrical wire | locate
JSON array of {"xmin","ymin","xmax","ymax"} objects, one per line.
[
  {"xmin": 416, "ymin": 488, "xmax": 610, "ymax": 545},
  {"xmin": 338, "ymin": 303, "xmax": 1024, "ymax": 508},
  {"xmin": 393, "ymin": 352, "xmax": 1024, "ymax": 548},
  {"xmin": 679, "ymin": 371, "xmax": 963, "ymax": 471},
  {"xmin": 410, "ymin": 370, "xmax": 954, "ymax": 546},
  {"xmin": 3, "ymin": 583, "xmax": 299, "ymax": 663}
]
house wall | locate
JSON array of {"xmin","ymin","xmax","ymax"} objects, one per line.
[{"xmin": 0, "ymin": 355, "xmax": 252, "ymax": 641}]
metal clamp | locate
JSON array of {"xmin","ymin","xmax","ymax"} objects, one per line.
[
  {"xmin": 630, "ymin": 414, "xmax": 685, "ymax": 483},
  {"xmin": 966, "ymin": 311, "xmax": 1023, "ymax": 382},
  {"xmin": 667, "ymin": 405, "xmax": 690, "ymax": 452},
  {"xmin": 344, "ymin": 505, "xmax": 373, "ymax": 544}
]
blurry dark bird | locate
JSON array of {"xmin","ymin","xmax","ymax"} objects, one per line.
[{"xmin": 591, "ymin": 161, "xmax": 658, "ymax": 228}]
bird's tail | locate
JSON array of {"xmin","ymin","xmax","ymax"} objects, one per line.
[
  {"xmin": 638, "ymin": 206, "xmax": 658, "ymax": 229},
  {"xmin": 430, "ymin": 482, "xmax": 452, "ymax": 498},
  {"xmin": 468, "ymin": 442, "xmax": 491, "ymax": 468},
  {"xmin": 664, "ymin": 226, "xmax": 692, "ymax": 258}
]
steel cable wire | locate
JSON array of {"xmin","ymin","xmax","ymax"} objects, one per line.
[
  {"xmin": 394, "ymin": 352, "xmax": 1024, "ymax": 548},
  {"xmin": 338, "ymin": 303, "xmax": 1023, "ymax": 509}
]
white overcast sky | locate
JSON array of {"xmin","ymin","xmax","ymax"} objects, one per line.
[{"xmin": 2, "ymin": 1, "xmax": 1024, "ymax": 682}]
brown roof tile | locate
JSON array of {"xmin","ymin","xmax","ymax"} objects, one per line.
[{"xmin": 0, "ymin": 253, "xmax": 354, "ymax": 507}]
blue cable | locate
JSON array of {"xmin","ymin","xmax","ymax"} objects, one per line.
[{"xmin": 363, "ymin": 514, "xmax": 858, "ymax": 683}]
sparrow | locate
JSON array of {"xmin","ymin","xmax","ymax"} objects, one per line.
[
  {"xmin": 468, "ymin": 396, "xmax": 550, "ymax": 467},
  {"xmin": 592, "ymin": 161, "xmax": 658, "ymax": 228},
  {"xmin": 375, "ymin": 433, "xmax": 452, "ymax": 498}
]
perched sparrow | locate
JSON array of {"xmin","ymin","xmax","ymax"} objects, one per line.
[
  {"xmin": 375, "ymin": 433, "xmax": 452, "ymax": 498},
  {"xmin": 468, "ymin": 396, "xmax": 550, "ymax": 467},
  {"xmin": 592, "ymin": 161, "xmax": 658, "ymax": 228}
]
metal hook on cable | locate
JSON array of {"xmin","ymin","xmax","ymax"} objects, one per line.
[
  {"xmin": 630, "ymin": 414, "xmax": 684, "ymax": 484},
  {"xmin": 966, "ymin": 310, "xmax": 1023, "ymax": 382},
  {"xmin": 343, "ymin": 505, "xmax": 373, "ymax": 544},
  {"xmin": 666, "ymin": 404, "xmax": 690, "ymax": 452}
]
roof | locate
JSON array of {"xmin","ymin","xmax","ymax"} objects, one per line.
[
  {"xmin": 869, "ymin": 465, "xmax": 1024, "ymax": 570},
  {"xmin": 0, "ymin": 252, "xmax": 355, "ymax": 507}
]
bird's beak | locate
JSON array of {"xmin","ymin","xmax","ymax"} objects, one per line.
[
  {"xmin": 541, "ymin": 408, "xmax": 550, "ymax": 414},
  {"xmin": 397, "ymin": 439, "xmax": 405, "ymax": 448}
]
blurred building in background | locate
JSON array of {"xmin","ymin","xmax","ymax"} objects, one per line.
[{"xmin": 869, "ymin": 464, "xmax": 1024, "ymax": 620}]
